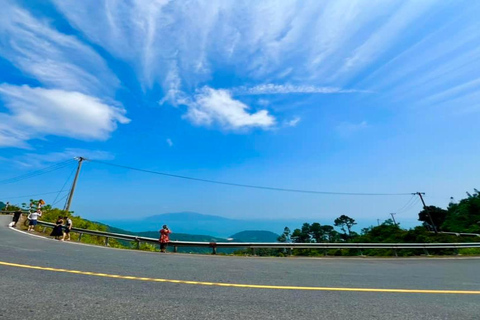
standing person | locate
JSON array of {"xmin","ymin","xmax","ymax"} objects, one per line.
[
  {"xmin": 11, "ymin": 210, "xmax": 22, "ymax": 227},
  {"xmin": 62, "ymin": 216, "xmax": 72, "ymax": 241},
  {"xmin": 50, "ymin": 216, "xmax": 64, "ymax": 240},
  {"xmin": 5, "ymin": 202, "xmax": 10, "ymax": 211},
  {"xmin": 159, "ymin": 225, "xmax": 172, "ymax": 253},
  {"xmin": 27, "ymin": 209, "xmax": 42, "ymax": 231}
]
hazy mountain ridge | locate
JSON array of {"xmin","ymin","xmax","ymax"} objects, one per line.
[{"xmin": 102, "ymin": 211, "xmax": 305, "ymax": 237}]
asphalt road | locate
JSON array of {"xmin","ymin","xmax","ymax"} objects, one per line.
[{"xmin": 0, "ymin": 215, "xmax": 479, "ymax": 320}]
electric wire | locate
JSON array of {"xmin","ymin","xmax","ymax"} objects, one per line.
[
  {"xmin": 393, "ymin": 195, "xmax": 417, "ymax": 214},
  {"xmin": 397, "ymin": 196, "xmax": 421, "ymax": 214},
  {"xmin": 0, "ymin": 159, "xmax": 75, "ymax": 185},
  {"xmin": 52, "ymin": 165, "xmax": 77, "ymax": 205},
  {"xmin": 2, "ymin": 190, "xmax": 68, "ymax": 200},
  {"xmin": 52, "ymin": 192, "xmax": 70, "ymax": 207},
  {"xmin": 89, "ymin": 159, "xmax": 413, "ymax": 196}
]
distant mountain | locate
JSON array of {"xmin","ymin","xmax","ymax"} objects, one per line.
[
  {"xmin": 102, "ymin": 212, "xmax": 313, "ymax": 237},
  {"xmin": 230, "ymin": 230, "xmax": 279, "ymax": 242}
]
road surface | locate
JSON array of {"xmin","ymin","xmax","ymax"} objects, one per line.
[{"xmin": 0, "ymin": 215, "xmax": 479, "ymax": 319}]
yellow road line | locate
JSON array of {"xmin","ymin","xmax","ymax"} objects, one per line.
[{"xmin": 1, "ymin": 260, "xmax": 479, "ymax": 295}]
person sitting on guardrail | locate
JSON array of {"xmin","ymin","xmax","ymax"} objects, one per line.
[
  {"xmin": 11, "ymin": 210, "xmax": 22, "ymax": 227},
  {"xmin": 27, "ymin": 209, "xmax": 42, "ymax": 231},
  {"xmin": 62, "ymin": 216, "xmax": 72, "ymax": 241},
  {"xmin": 159, "ymin": 225, "xmax": 172, "ymax": 253},
  {"xmin": 50, "ymin": 216, "xmax": 64, "ymax": 240}
]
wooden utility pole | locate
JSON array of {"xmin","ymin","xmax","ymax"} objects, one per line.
[
  {"xmin": 415, "ymin": 192, "xmax": 437, "ymax": 233},
  {"xmin": 65, "ymin": 157, "xmax": 85, "ymax": 213}
]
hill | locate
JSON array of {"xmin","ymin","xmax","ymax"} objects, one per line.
[
  {"xmin": 102, "ymin": 211, "xmax": 308, "ymax": 237},
  {"xmin": 230, "ymin": 230, "xmax": 279, "ymax": 242}
]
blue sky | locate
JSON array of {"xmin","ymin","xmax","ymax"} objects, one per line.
[{"xmin": 1, "ymin": 0, "xmax": 479, "ymax": 230}]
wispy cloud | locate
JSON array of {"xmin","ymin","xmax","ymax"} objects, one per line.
[
  {"xmin": 11, "ymin": 148, "xmax": 115, "ymax": 168},
  {"xmin": 0, "ymin": 3, "xmax": 118, "ymax": 96},
  {"xmin": 166, "ymin": 138, "xmax": 173, "ymax": 147},
  {"xmin": 181, "ymin": 87, "xmax": 275, "ymax": 130},
  {"xmin": 0, "ymin": 85, "xmax": 130, "ymax": 147},
  {"xmin": 233, "ymin": 84, "xmax": 367, "ymax": 95},
  {"xmin": 285, "ymin": 117, "xmax": 301, "ymax": 127}
]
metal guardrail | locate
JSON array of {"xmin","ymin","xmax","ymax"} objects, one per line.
[
  {"xmin": 33, "ymin": 220, "xmax": 480, "ymax": 255},
  {"xmin": 437, "ymin": 231, "xmax": 480, "ymax": 237}
]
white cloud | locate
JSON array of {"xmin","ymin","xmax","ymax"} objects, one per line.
[
  {"xmin": 0, "ymin": 85, "xmax": 130, "ymax": 147},
  {"xmin": 182, "ymin": 87, "xmax": 275, "ymax": 130},
  {"xmin": 11, "ymin": 148, "xmax": 115, "ymax": 169},
  {"xmin": 234, "ymin": 84, "xmax": 366, "ymax": 95},
  {"xmin": 0, "ymin": 3, "xmax": 118, "ymax": 96},
  {"xmin": 166, "ymin": 138, "xmax": 173, "ymax": 147},
  {"xmin": 331, "ymin": 0, "xmax": 436, "ymax": 82},
  {"xmin": 285, "ymin": 117, "xmax": 301, "ymax": 127}
]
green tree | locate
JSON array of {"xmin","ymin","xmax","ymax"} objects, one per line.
[
  {"xmin": 277, "ymin": 227, "xmax": 291, "ymax": 242},
  {"xmin": 309, "ymin": 222, "xmax": 323, "ymax": 243},
  {"xmin": 442, "ymin": 189, "xmax": 480, "ymax": 233},
  {"xmin": 418, "ymin": 206, "xmax": 447, "ymax": 231},
  {"xmin": 292, "ymin": 223, "xmax": 311, "ymax": 243},
  {"xmin": 334, "ymin": 215, "xmax": 357, "ymax": 237}
]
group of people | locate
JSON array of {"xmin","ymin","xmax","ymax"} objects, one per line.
[
  {"xmin": 8, "ymin": 199, "xmax": 73, "ymax": 242},
  {"xmin": 50, "ymin": 216, "xmax": 73, "ymax": 241}
]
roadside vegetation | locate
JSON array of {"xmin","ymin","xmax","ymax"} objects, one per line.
[
  {"xmin": 236, "ymin": 189, "xmax": 480, "ymax": 257},
  {"xmin": 3, "ymin": 189, "xmax": 479, "ymax": 257}
]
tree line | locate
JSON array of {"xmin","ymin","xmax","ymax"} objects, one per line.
[{"xmin": 266, "ymin": 189, "xmax": 480, "ymax": 257}]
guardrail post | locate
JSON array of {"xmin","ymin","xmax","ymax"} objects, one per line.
[
  {"xmin": 174, "ymin": 246, "xmax": 178, "ymax": 253},
  {"xmin": 136, "ymin": 239, "xmax": 140, "ymax": 250},
  {"xmin": 252, "ymin": 248, "xmax": 256, "ymax": 256},
  {"xmin": 423, "ymin": 248, "xmax": 429, "ymax": 256},
  {"xmin": 324, "ymin": 249, "xmax": 328, "ymax": 257},
  {"xmin": 210, "ymin": 242, "xmax": 217, "ymax": 254},
  {"xmin": 78, "ymin": 233, "xmax": 82, "ymax": 242},
  {"xmin": 393, "ymin": 249, "xmax": 398, "ymax": 257},
  {"xmin": 42, "ymin": 227, "xmax": 46, "ymax": 233},
  {"xmin": 105, "ymin": 237, "xmax": 109, "ymax": 246}
]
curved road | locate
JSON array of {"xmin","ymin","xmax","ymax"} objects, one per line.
[{"xmin": 0, "ymin": 215, "xmax": 479, "ymax": 319}]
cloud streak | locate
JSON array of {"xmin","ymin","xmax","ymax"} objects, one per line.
[
  {"xmin": 233, "ymin": 84, "xmax": 367, "ymax": 95},
  {"xmin": 0, "ymin": 3, "xmax": 118, "ymax": 96}
]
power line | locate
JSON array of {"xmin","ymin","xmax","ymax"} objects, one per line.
[
  {"xmin": 52, "ymin": 165, "xmax": 77, "ymax": 205},
  {"xmin": 2, "ymin": 190, "xmax": 68, "ymax": 200},
  {"xmin": 398, "ymin": 196, "xmax": 421, "ymax": 214},
  {"xmin": 88, "ymin": 159, "xmax": 413, "ymax": 196},
  {"xmin": 394, "ymin": 195, "xmax": 417, "ymax": 214},
  {"xmin": 52, "ymin": 193, "xmax": 70, "ymax": 207},
  {"xmin": 0, "ymin": 159, "xmax": 75, "ymax": 185}
]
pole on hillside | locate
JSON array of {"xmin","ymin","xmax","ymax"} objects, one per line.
[
  {"xmin": 415, "ymin": 192, "xmax": 437, "ymax": 233},
  {"xmin": 390, "ymin": 213, "xmax": 398, "ymax": 226},
  {"xmin": 65, "ymin": 157, "xmax": 85, "ymax": 213}
]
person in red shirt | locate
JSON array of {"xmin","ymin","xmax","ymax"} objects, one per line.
[{"xmin": 159, "ymin": 225, "xmax": 172, "ymax": 253}]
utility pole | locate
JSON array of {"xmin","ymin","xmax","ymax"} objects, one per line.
[
  {"xmin": 65, "ymin": 157, "xmax": 85, "ymax": 213},
  {"xmin": 415, "ymin": 192, "xmax": 437, "ymax": 233},
  {"xmin": 390, "ymin": 213, "xmax": 398, "ymax": 226}
]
